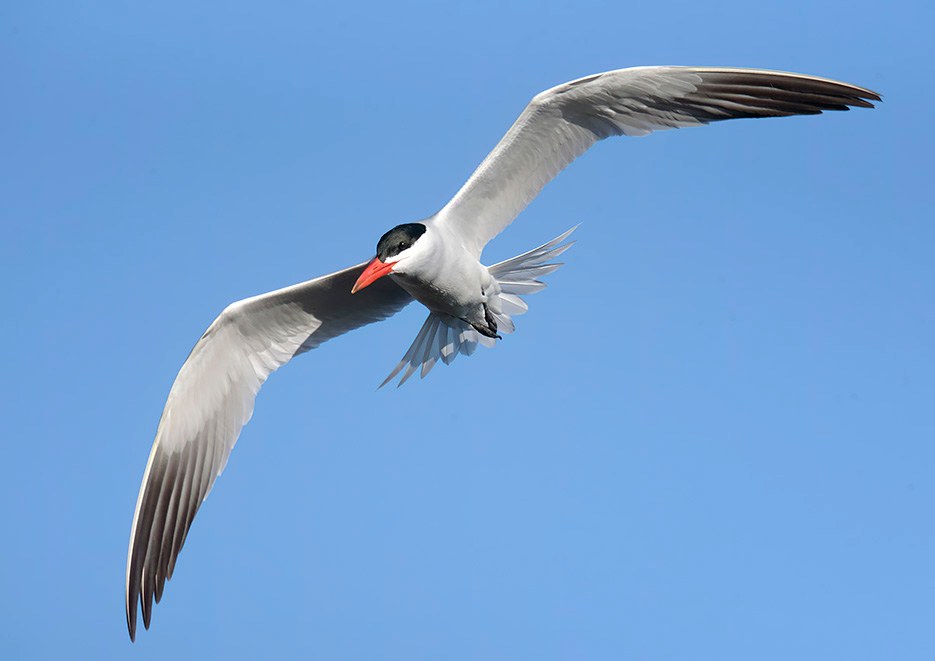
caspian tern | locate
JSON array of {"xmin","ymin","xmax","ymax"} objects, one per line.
[{"xmin": 125, "ymin": 66, "xmax": 879, "ymax": 640}]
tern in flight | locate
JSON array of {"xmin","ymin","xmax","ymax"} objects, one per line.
[{"xmin": 126, "ymin": 65, "xmax": 879, "ymax": 639}]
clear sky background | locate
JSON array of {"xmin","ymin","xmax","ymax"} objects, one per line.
[{"xmin": 2, "ymin": 1, "xmax": 932, "ymax": 659}]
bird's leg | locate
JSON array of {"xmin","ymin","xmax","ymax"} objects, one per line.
[{"xmin": 467, "ymin": 304, "xmax": 501, "ymax": 339}]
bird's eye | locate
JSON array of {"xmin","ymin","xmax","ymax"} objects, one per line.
[{"xmin": 398, "ymin": 241, "xmax": 408, "ymax": 251}]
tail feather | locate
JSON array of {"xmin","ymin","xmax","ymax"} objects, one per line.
[
  {"xmin": 496, "ymin": 262, "xmax": 564, "ymax": 282},
  {"xmin": 487, "ymin": 226, "xmax": 577, "ymax": 276},
  {"xmin": 498, "ymin": 293, "xmax": 528, "ymax": 315},
  {"xmin": 379, "ymin": 314, "xmax": 434, "ymax": 387},
  {"xmin": 460, "ymin": 329, "xmax": 481, "ymax": 356},
  {"xmin": 493, "ymin": 312, "xmax": 515, "ymax": 335},
  {"xmin": 494, "ymin": 280, "xmax": 549, "ymax": 295},
  {"xmin": 419, "ymin": 316, "xmax": 441, "ymax": 378},
  {"xmin": 440, "ymin": 324, "xmax": 458, "ymax": 365},
  {"xmin": 380, "ymin": 226, "xmax": 576, "ymax": 387}
]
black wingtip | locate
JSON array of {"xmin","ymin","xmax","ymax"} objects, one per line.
[
  {"xmin": 141, "ymin": 593, "xmax": 153, "ymax": 631},
  {"xmin": 127, "ymin": 603, "xmax": 137, "ymax": 642}
]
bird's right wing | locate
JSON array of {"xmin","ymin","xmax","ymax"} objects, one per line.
[
  {"xmin": 125, "ymin": 262, "xmax": 412, "ymax": 641},
  {"xmin": 432, "ymin": 66, "xmax": 880, "ymax": 257}
]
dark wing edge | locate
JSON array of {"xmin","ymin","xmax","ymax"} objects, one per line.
[
  {"xmin": 655, "ymin": 67, "xmax": 881, "ymax": 125},
  {"xmin": 435, "ymin": 66, "xmax": 879, "ymax": 256},
  {"xmin": 125, "ymin": 263, "xmax": 412, "ymax": 640}
]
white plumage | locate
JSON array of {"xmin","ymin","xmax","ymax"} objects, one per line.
[{"xmin": 126, "ymin": 65, "xmax": 878, "ymax": 640}]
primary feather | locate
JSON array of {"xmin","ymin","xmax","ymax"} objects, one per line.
[
  {"xmin": 434, "ymin": 66, "xmax": 879, "ymax": 256},
  {"xmin": 125, "ymin": 265, "xmax": 410, "ymax": 640}
]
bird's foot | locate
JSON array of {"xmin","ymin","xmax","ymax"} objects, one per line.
[{"xmin": 468, "ymin": 305, "xmax": 501, "ymax": 339}]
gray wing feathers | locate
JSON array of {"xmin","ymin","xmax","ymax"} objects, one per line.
[
  {"xmin": 379, "ymin": 312, "xmax": 497, "ymax": 388},
  {"xmin": 126, "ymin": 263, "xmax": 411, "ymax": 640},
  {"xmin": 435, "ymin": 66, "xmax": 880, "ymax": 256}
]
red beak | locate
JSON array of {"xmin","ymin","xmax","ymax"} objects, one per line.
[{"xmin": 351, "ymin": 257, "xmax": 395, "ymax": 294}]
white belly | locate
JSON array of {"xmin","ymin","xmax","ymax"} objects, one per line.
[{"xmin": 389, "ymin": 229, "xmax": 497, "ymax": 325}]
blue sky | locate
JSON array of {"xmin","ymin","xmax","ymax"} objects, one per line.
[{"xmin": 2, "ymin": 1, "xmax": 932, "ymax": 659}]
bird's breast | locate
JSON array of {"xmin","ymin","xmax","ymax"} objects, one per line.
[{"xmin": 391, "ymin": 251, "xmax": 492, "ymax": 320}]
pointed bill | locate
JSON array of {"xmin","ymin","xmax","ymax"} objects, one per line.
[{"xmin": 351, "ymin": 258, "xmax": 394, "ymax": 294}]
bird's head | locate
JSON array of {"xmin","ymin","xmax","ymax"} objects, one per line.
[{"xmin": 351, "ymin": 223, "xmax": 428, "ymax": 293}]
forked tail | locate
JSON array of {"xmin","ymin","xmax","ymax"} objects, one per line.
[{"xmin": 381, "ymin": 226, "xmax": 577, "ymax": 387}]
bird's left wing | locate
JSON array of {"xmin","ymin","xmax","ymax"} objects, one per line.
[
  {"xmin": 125, "ymin": 262, "xmax": 412, "ymax": 641},
  {"xmin": 432, "ymin": 66, "xmax": 879, "ymax": 257}
]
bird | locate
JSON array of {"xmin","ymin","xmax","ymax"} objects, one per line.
[{"xmin": 125, "ymin": 65, "xmax": 879, "ymax": 640}]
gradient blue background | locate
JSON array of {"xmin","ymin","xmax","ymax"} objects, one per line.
[{"xmin": 2, "ymin": 1, "xmax": 931, "ymax": 659}]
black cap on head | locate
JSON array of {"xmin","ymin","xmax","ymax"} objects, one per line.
[{"xmin": 376, "ymin": 223, "xmax": 427, "ymax": 261}]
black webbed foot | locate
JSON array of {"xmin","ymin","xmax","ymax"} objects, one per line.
[{"xmin": 466, "ymin": 305, "xmax": 501, "ymax": 339}]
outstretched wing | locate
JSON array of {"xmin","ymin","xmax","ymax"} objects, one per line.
[
  {"xmin": 125, "ymin": 263, "xmax": 412, "ymax": 640},
  {"xmin": 433, "ymin": 66, "xmax": 880, "ymax": 256}
]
